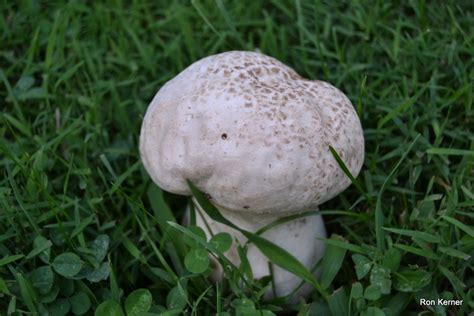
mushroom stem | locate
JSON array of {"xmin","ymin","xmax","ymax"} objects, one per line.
[{"xmin": 191, "ymin": 201, "xmax": 326, "ymax": 298}]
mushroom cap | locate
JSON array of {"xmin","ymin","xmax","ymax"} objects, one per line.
[{"xmin": 140, "ymin": 51, "xmax": 364, "ymax": 215}]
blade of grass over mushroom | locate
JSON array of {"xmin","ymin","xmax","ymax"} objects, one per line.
[
  {"xmin": 329, "ymin": 146, "xmax": 368, "ymax": 201},
  {"xmin": 241, "ymin": 230, "xmax": 328, "ymax": 299},
  {"xmin": 256, "ymin": 210, "xmax": 356, "ymax": 235},
  {"xmin": 187, "ymin": 180, "xmax": 328, "ymax": 300},
  {"xmin": 193, "ymin": 200, "xmax": 217, "ymax": 237},
  {"xmin": 187, "ymin": 181, "xmax": 238, "ymax": 230},
  {"xmin": 375, "ymin": 134, "xmax": 420, "ymax": 250}
]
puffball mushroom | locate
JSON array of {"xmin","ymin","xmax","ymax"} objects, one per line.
[{"xmin": 140, "ymin": 51, "xmax": 364, "ymax": 298}]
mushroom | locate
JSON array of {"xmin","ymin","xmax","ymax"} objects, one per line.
[{"xmin": 139, "ymin": 51, "xmax": 364, "ymax": 298}]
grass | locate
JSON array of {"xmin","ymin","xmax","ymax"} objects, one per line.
[{"xmin": 1, "ymin": 0, "xmax": 473, "ymax": 315}]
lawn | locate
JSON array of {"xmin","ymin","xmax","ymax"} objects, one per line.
[{"xmin": 1, "ymin": 1, "xmax": 473, "ymax": 315}]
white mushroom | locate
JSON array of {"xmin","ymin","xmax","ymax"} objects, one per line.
[{"xmin": 139, "ymin": 51, "xmax": 364, "ymax": 298}]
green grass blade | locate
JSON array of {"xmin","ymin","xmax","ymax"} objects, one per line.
[
  {"xmin": 329, "ymin": 146, "xmax": 368, "ymax": 201},
  {"xmin": 383, "ymin": 227, "xmax": 441, "ymax": 243},
  {"xmin": 438, "ymin": 265, "xmax": 466, "ymax": 295},
  {"xmin": 147, "ymin": 185, "xmax": 187, "ymax": 256},
  {"xmin": 441, "ymin": 215, "xmax": 474, "ymax": 237},
  {"xmin": 320, "ymin": 235, "xmax": 347, "ymax": 289},
  {"xmin": 327, "ymin": 286, "xmax": 349, "ymax": 316},
  {"xmin": 187, "ymin": 181, "xmax": 237, "ymax": 230},
  {"xmin": 394, "ymin": 244, "xmax": 439, "ymax": 260},
  {"xmin": 0, "ymin": 255, "xmax": 24, "ymax": 267},
  {"xmin": 426, "ymin": 148, "xmax": 474, "ymax": 156},
  {"xmin": 377, "ymin": 86, "xmax": 427, "ymax": 129},
  {"xmin": 16, "ymin": 273, "xmax": 37, "ymax": 313},
  {"xmin": 70, "ymin": 215, "xmax": 94, "ymax": 240},
  {"xmin": 438, "ymin": 246, "xmax": 471, "ymax": 260},
  {"xmin": 375, "ymin": 134, "xmax": 420, "ymax": 250},
  {"xmin": 321, "ymin": 238, "xmax": 367, "ymax": 254},
  {"xmin": 242, "ymin": 230, "xmax": 328, "ymax": 299}
]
